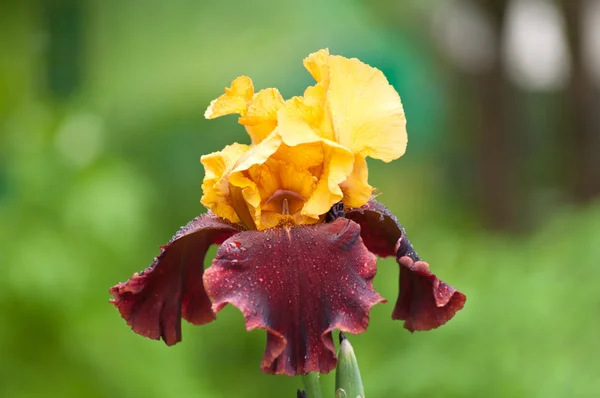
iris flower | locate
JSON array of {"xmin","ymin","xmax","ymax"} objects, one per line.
[{"xmin": 110, "ymin": 49, "xmax": 466, "ymax": 376}]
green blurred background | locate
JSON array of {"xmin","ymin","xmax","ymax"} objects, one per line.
[{"xmin": 2, "ymin": 0, "xmax": 600, "ymax": 397}]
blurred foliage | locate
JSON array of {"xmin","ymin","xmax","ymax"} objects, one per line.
[{"xmin": 1, "ymin": 0, "xmax": 599, "ymax": 397}]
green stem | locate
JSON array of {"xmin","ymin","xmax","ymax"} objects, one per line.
[{"xmin": 301, "ymin": 372, "xmax": 323, "ymax": 398}]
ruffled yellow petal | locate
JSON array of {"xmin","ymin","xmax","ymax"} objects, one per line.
[
  {"xmin": 303, "ymin": 48, "xmax": 330, "ymax": 82},
  {"xmin": 288, "ymin": 54, "xmax": 336, "ymax": 142},
  {"xmin": 340, "ymin": 155, "xmax": 372, "ymax": 208},
  {"xmin": 204, "ymin": 76, "xmax": 254, "ymax": 119},
  {"xmin": 228, "ymin": 134, "xmax": 283, "ymax": 228},
  {"xmin": 276, "ymin": 104, "xmax": 354, "ymax": 218},
  {"xmin": 232, "ymin": 133, "xmax": 282, "ymax": 174},
  {"xmin": 323, "ymin": 55, "xmax": 407, "ymax": 162},
  {"xmin": 200, "ymin": 143, "xmax": 251, "ymax": 222},
  {"xmin": 239, "ymin": 88, "xmax": 284, "ymax": 144},
  {"xmin": 277, "ymin": 96, "xmax": 334, "ymax": 143},
  {"xmin": 205, "ymin": 77, "xmax": 284, "ymax": 145},
  {"xmin": 246, "ymin": 157, "xmax": 315, "ymax": 202},
  {"xmin": 271, "ymin": 141, "xmax": 324, "ymax": 170},
  {"xmin": 300, "ymin": 49, "xmax": 408, "ymax": 162},
  {"xmin": 301, "ymin": 142, "xmax": 354, "ymax": 218},
  {"xmin": 229, "ymin": 146, "xmax": 321, "ymax": 230},
  {"xmin": 225, "ymin": 135, "xmax": 353, "ymax": 229}
]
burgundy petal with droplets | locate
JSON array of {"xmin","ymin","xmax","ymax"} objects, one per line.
[
  {"xmin": 203, "ymin": 218, "xmax": 384, "ymax": 376},
  {"xmin": 110, "ymin": 214, "xmax": 242, "ymax": 345},
  {"xmin": 346, "ymin": 199, "xmax": 466, "ymax": 331}
]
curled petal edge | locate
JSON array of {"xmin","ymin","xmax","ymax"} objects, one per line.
[
  {"xmin": 345, "ymin": 199, "xmax": 466, "ymax": 331},
  {"xmin": 109, "ymin": 213, "xmax": 242, "ymax": 345}
]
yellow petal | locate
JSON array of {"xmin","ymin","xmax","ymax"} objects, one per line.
[
  {"xmin": 325, "ymin": 55, "xmax": 407, "ymax": 162},
  {"xmin": 226, "ymin": 136, "xmax": 351, "ymax": 229},
  {"xmin": 201, "ymin": 142, "xmax": 249, "ymax": 181},
  {"xmin": 299, "ymin": 50, "xmax": 337, "ymax": 138},
  {"xmin": 303, "ymin": 83, "xmax": 335, "ymax": 139},
  {"xmin": 228, "ymin": 134, "xmax": 283, "ymax": 229},
  {"xmin": 276, "ymin": 100, "xmax": 354, "ymax": 218},
  {"xmin": 232, "ymin": 133, "xmax": 282, "ymax": 174},
  {"xmin": 274, "ymin": 157, "xmax": 317, "ymax": 200},
  {"xmin": 204, "ymin": 76, "xmax": 254, "ymax": 119},
  {"xmin": 272, "ymin": 142, "xmax": 324, "ymax": 170},
  {"xmin": 238, "ymin": 88, "xmax": 284, "ymax": 144},
  {"xmin": 340, "ymin": 155, "xmax": 373, "ymax": 208},
  {"xmin": 246, "ymin": 158, "xmax": 315, "ymax": 202},
  {"xmin": 276, "ymin": 98, "xmax": 324, "ymax": 145},
  {"xmin": 302, "ymin": 141, "xmax": 354, "ymax": 218},
  {"xmin": 247, "ymin": 156, "xmax": 318, "ymax": 228},
  {"xmin": 277, "ymin": 96, "xmax": 335, "ymax": 144},
  {"xmin": 303, "ymin": 48, "xmax": 330, "ymax": 82},
  {"xmin": 200, "ymin": 143, "xmax": 251, "ymax": 223}
]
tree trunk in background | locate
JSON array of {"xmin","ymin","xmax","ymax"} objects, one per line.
[
  {"xmin": 473, "ymin": 0, "xmax": 522, "ymax": 231},
  {"xmin": 362, "ymin": 0, "xmax": 524, "ymax": 231},
  {"xmin": 561, "ymin": 0, "xmax": 600, "ymax": 204}
]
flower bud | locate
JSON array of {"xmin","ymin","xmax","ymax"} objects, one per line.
[{"xmin": 335, "ymin": 332, "xmax": 365, "ymax": 398}]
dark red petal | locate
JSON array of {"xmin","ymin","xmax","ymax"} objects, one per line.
[
  {"xmin": 344, "ymin": 200, "xmax": 402, "ymax": 257},
  {"xmin": 346, "ymin": 200, "xmax": 466, "ymax": 331},
  {"xmin": 109, "ymin": 214, "xmax": 242, "ymax": 345},
  {"xmin": 392, "ymin": 256, "xmax": 466, "ymax": 331},
  {"xmin": 203, "ymin": 219, "xmax": 384, "ymax": 376}
]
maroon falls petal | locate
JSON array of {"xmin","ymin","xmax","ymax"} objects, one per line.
[
  {"xmin": 344, "ymin": 200, "xmax": 403, "ymax": 257},
  {"xmin": 109, "ymin": 214, "xmax": 242, "ymax": 346},
  {"xmin": 393, "ymin": 256, "xmax": 466, "ymax": 332},
  {"xmin": 346, "ymin": 200, "xmax": 466, "ymax": 331},
  {"xmin": 203, "ymin": 218, "xmax": 385, "ymax": 376}
]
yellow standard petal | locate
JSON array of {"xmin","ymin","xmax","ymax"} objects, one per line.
[
  {"xmin": 200, "ymin": 143, "xmax": 251, "ymax": 223},
  {"xmin": 326, "ymin": 55, "xmax": 407, "ymax": 162},
  {"xmin": 276, "ymin": 102, "xmax": 355, "ymax": 218},
  {"xmin": 239, "ymin": 88, "xmax": 285, "ymax": 144},
  {"xmin": 301, "ymin": 49, "xmax": 408, "ymax": 162},
  {"xmin": 204, "ymin": 76, "xmax": 254, "ymax": 119},
  {"xmin": 205, "ymin": 77, "xmax": 284, "ymax": 144},
  {"xmin": 303, "ymin": 48, "xmax": 330, "ymax": 83}
]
